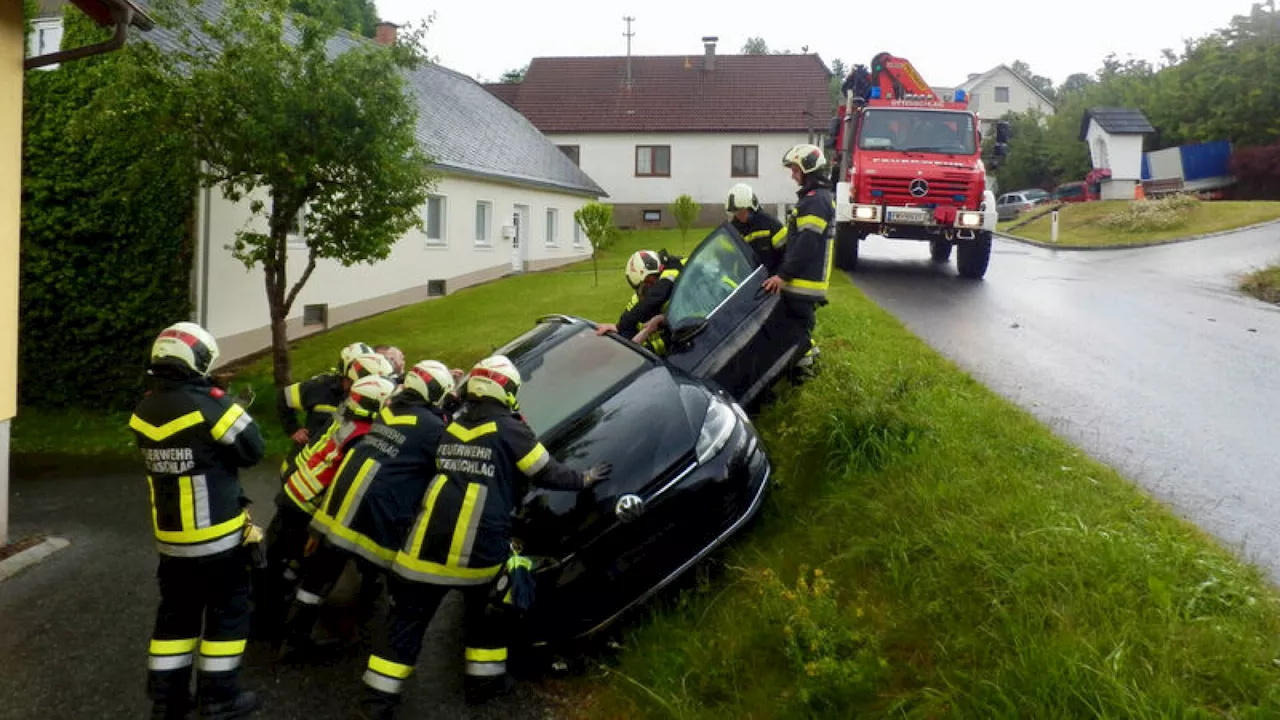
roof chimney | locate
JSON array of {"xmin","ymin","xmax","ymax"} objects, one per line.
[
  {"xmin": 702, "ymin": 36, "xmax": 718, "ymax": 71},
  {"xmin": 375, "ymin": 21, "xmax": 399, "ymax": 46}
]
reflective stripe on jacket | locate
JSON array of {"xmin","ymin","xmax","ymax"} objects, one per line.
[{"xmin": 774, "ymin": 183, "xmax": 835, "ymax": 301}]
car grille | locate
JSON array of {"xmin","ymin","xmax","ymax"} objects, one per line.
[{"xmin": 868, "ymin": 175, "xmax": 973, "ymax": 205}]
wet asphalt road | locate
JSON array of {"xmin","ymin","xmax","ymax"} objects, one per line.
[
  {"xmin": 847, "ymin": 225, "xmax": 1280, "ymax": 579},
  {"xmin": 0, "ymin": 460, "xmax": 561, "ymax": 720}
]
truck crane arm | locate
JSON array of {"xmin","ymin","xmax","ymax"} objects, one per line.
[{"xmin": 867, "ymin": 52, "xmax": 940, "ymax": 101}]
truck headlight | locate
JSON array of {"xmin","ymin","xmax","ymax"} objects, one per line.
[
  {"xmin": 696, "ymin": 393, "xmax": 738, "ymax": 464},
  {"xmin": 957, "ymin": 212, "xmax": 982, "ymax": 228},
  {"xmin": 853, "ymin": 206, "xmax": 878, "ymax": 221}
]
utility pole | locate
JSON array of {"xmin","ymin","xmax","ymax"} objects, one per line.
[{"xmin": 623, "ymin": 16, "xmax": 635, "ymax": 87}]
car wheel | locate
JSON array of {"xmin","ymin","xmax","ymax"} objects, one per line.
[
  {"xmin": 929, "ymin": 240, "xmax": 953, "ymax": 263},
  {"xmin": 956, "ymin": 232, "xmax": 992, "ymax": 280},
  {"xmin": 836, "ymin": 224, "xmax": 860, "ymax": 271}
]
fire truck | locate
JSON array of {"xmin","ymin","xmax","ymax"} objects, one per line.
[{"xmin": 830, "ymin": 53, "xmax": 1010, "ymax": 279}]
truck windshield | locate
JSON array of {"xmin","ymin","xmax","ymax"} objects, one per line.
[{"xmin": 858, "ymin": 110, "xmax": 976, "ymax": 155}]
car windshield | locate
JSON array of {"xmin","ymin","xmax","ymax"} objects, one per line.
[
  {"xmin": 513, "ymin": 327, "xmax": 649, "ymax": 436},
  {"xmin": 664, "ymin": 226, "xmax": 759, "ymax": 330},
  {"xmin": 858, "ymin": 109, "xmax": 976, "ymax": 154},
  {"xmin": 1025, "ymin": 189, "xmax": 1049, "ymax": 200}
]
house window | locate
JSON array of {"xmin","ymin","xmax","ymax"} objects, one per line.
[
  {"xmin": 573, "ymin": 219, "xmax": 584, "ymax": 247},
  {"xmin": 994, "ymin": 86, "xmax": 1010, "ymax": 103},
  {"xmin": 635, "ymin": 146, "xmax": 671, "ymax": 177},
  {"xmin": 26, "ymin": 17, "xmax": 64, "ymax": 70},
  {"xmin": 731, "ymin": 145, "xmax": 758, "ymax": 177},
  {"xmin": 427, "ymin": 280, "xmax": 447, "ymax": 297},
  {"xmin": 558, "ymin": 145, "xmax": 580, "ymax": 165},
  {"xmin": 545, "ymin": 208, "xmax": 559, "ymax": 246},
  {"xmin": 475, "ymin": 201, "xmax": 492, "ymax": 245},
  {"xmin": 642, "ymin": 209, "xmax": 662, "ymax": 223},
  {"xmin": 425, "ymin": 195, "xmax": 446, "ymax": 246}
]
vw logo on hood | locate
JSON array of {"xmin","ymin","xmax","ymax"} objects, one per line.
[{"xmin": 909, "ymin": 179, "xmax": 930, "ymax": 197}]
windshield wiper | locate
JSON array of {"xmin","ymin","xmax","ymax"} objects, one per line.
[{"xmin": 901, "ymin": 146, "xmax": 967, "ymax": 155}]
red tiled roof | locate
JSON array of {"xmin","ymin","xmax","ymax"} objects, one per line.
[{"xmin": 483, "ymin": 54, "xmax": 833, "ymax": 133}]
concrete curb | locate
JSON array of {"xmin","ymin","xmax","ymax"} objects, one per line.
[
  {"xmin": 0, "ymin": 536, "xmax": 70, "ymax": 582},
  {"xmin": 996, "ymin": 218, "xmax": 1280, "ymax": 252}
]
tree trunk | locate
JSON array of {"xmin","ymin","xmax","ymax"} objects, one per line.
[{"xmin": 264, "ymin": 250, "xmax": 293, "ymax": 391}]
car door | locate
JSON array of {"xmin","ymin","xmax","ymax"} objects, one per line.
[{"xmin": 663, "ymin": 223, "xmax": 806, "ymax": 407}]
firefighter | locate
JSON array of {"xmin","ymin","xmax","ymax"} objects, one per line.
[
  {"xmin": 277, "ymin": 341, "xmax": 374, "ymax": 477},
  {"xmin": 726, "ymin": 182, "xmax": 784, "ymax": 272},
  {"xmin": 277, "ymin": 360, "xmax": 457, "ymax": 659},
  {"xmin": 129, "ymin": 322, "xmax": 264, "ymax": 720},
  {"xmin": 358, "ymin": 355, "xmax": 613, "ymax": 719},
  {"xmin": 263, "ymin": 354, "xmax": 396, "ymax": 636},
  {"xmin": 594, "ymin": 249, "xmax": 683, "ymax": 355},
  {"xmin": 374, "ymin": 345, "xmax": 406, "ymax": 385},
  {"xmin": 764, "ymin": 143, "xmax": 836, "ymax": 373}
]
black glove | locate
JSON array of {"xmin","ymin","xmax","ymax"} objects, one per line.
[{"xmin": 584, "ymin": 463, "xmax": 613, "ymax": 487}]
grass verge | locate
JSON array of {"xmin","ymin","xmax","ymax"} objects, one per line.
[
  {"xmin": 559, "ymin": 274, "xmax": 1280, "ymax": 719},
  {"xmin": 1004, "ymin": 198, "xmax": 1280, "ymax": 247},
  {"xmin": 1240, "ymin": 264, "xmax": 1280, "ymax": 305}
]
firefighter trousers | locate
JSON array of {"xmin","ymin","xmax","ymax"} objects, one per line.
[
  {"xmin": 284, "ymin": 541, "xmax": 385, "ymax": 647},
  {"xmin": 262, "ymin": 502, "xmax": 316, "ymax": 634},
  {"xmin": 360, "ymin": 574, "xmax": 509, "ymax": 715},
  {"xmin": 147, "ymin": 550, "xmax": 251, "ymax": 707}
]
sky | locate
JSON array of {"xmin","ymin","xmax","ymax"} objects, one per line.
[{"xmin": 374, "ymin": 0, "xmax": 1263, "ymax": 87}]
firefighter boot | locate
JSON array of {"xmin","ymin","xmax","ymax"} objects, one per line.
[
  {"xmin": 464, "ymin": 674, "xmax": 516, "ymax": 706},
  {"xmin": 357, "ymin": 689, "xmax": 400, "ymax": 720},
  {"xmin": 197, "ymin": 689, "xmax": 260, "ymax": 720},
  {"xmin": 150, "ymin": 700, "xmax": 192, "ymax": 720}
]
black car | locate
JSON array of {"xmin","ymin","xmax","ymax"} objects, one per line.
[{"xmin": 498, "ymin": 223, "xmax": 810, "ymax": 646}]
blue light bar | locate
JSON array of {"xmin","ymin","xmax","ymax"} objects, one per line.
[
  {"xmin": 870, "ymin": 87, "xmax": 882, "ymax": 100},
  {"xmin": 955, "ymin": 89, "xmax": 966, "ymax": 103},
  {"xmin": 871, "ymin": 190, "xmax": 884, "ymax": 198},
  {"xmin": 953, "ymin": 194, "xmax": 966, "ymax": 202}
]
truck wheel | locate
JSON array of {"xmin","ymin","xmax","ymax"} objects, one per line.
[
  {"xmin": 956, "ymin": 233, "xmax": 992, "ymax": 280},
  {"xmin": 929, "ymin": 240, "xmax": 953, "ymax": 263},
  {"xmin": 836, "ymin": 225, "xmax": 860, "ymax": 271}
]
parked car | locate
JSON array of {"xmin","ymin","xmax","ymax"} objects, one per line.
[
  {"xmin": 996, "ymin": 189, "xmax": 1050, "ymax": 220},
  {"xmin": 1051, "ymin": 182, "xmax": 1088, "ymax": 203},
  {"xmin": 504, "ymin": 223, "xmax": 808, "ymax": 647}
]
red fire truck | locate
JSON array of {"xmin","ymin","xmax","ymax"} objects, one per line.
[{"xmin": 831, "ymin": 53, "xmax": 1010, "ymax": 279}]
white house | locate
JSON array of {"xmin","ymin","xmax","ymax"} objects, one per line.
[
  {"xmin": 939, "ymin": 64, "xmax": 1056, "ymax": 136},
  {"xmin": 33, "ymin": 3, "xmax": 606, "ymax": 366},
  {"xmin": 1080, "ymin": 107, "xmax": 1155, "ymax": 200},
  {"xmin": 485, "ymin": 39, "xmax": 832, "ymax": 227}
]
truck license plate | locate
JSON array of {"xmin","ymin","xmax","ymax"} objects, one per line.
[{"xmin": 888, "ymin": 209, "xmax": 930, "ymax": 224}]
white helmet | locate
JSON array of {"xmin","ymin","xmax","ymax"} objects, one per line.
[
  {"xmin": 150, "ymin": 322, "xmax": 220, "ymax": 377},
  {"xmin": 339, "ymin": 341, "xmax": 375, "ymax": 375},
  {"xmin": 466, "ymin": 354, "xmax": 521, "ymax": 409},
  {"xmin": 404, "ymin": 360, "xmax": 455, "ymax": 407},
  {"xmin": 782, "ymin": 143, "xmax": 827, "ymax": 175},
  {"xmin": 726, "ymin": 183, "xmax": 759, "ymax": 212},
  {"xmin": 346, "ymin": 375, "xmax": 397, "ymax": 419},
  {"xmin": 624, "ymin": 250, "xmax": 663, "ymax": 290},
  {"xmin": 345, "ymin": 352, "xmax": 395, "ymax": 383}
]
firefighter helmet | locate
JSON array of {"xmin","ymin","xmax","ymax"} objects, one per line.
[
  {"xmin": 346, "ymin": 352, "xmax": 395, "ymax": 383},
  {"xmin": 466, "ymin": 354, "xmax": 521, "ymax": 409},
  {"xmin": 346, "ymin": 375, "xmax": 397, "ymax": 419},
  {"xmin": 375, "ymin": 345, "xmax": 406, "ymax": 377},
  {"xmin": 339, "ymin": 341, "xmax": 375, "ymax": 375},
  {"xmin": 726, "ymin": 183, "xmax": 759, "ymax": 212},
  {"xmin": 404, "ymin": 360, "xmax": 455, "ymax": 407},
  {"xmin": 150, "ymin": 322, "xmax": 220, "ymax": 377},
  {"xmin": 624, "ymin": 250, "xmax": 663, "ymax": 290},
  {"xmin": 782, "ymin": 143, "xmax": 827, "ymax": 175}
]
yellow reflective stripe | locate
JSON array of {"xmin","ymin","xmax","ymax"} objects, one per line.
[
  {"xmin": 287, "ymin": 383, "xmax": 303, "ymax": 410},
  {"xmin": 465, "ymin": 648, "xmax": 508, "ymax": 662},
  {"xmin": 744, "ymin": 229, "xmax": 771, "ymax": 241},
  {"xmin": 311, "ymin": 512, "xmax": 397, "ymax": 564},
  {"xmin": 446, "ymin": 422, "xmax": 497, "ymax": 442},
  {"xmin": 822, "ymin": 237, "xmax": 834, "ymax": 282},
  {"xmin": 331, "ymin": 457, "xmax": 375, "ymax": 525},
  {"xmin": 393, "ymin": 553, "xmax": 501, "ymax": 581},
  {"xmin": 200, "ymin": 639, "xmax": 247, "ymax": 657},
  {"xmin": 720, "ymin": 275, "xmax": 739, "ymax": 290},
  {"xmin": 795, "ymin": 215, "xmax": 828, "ymax": 232},
  {"xmin": 771, "ymin": 226, "xmax": 789, "ymax": 248},
  {"xmin": 788, "ymin": 278, "xmax": 830, "ymax": 291},
  {"xmin": 369, "ymin": 655, "xmax": 414, "ymax": 679},
  {"xmin": 447, "ymin": 484, "xmax": 483, "ymax": 568},
  {"xmin": 150, "ymin": 638, "xmax": 198, "ymax": 654},
  {"xmin": 407, "ymin": 476, "xmax": 447, "ymax": 558},
  {"xmin": 516, "ymin": 444, "xmax": 547, "ymax": 473},
  {"xmin": 659, "ymin": 269, "xmax": 680, "ymax": 282},
  {"xmin": 129, "ymin": 411, "xmax": 204, "ymax": 442},
  {"xmin": 380, "ymin": 407, "xmax": 418, "ymax": 426},
  {"xmin": 313, "ymin": 404, "xmax": 338, "ymax": 413},
  {"xmin": 209, "ymin": 405, "xmax": 246, "ymax": 442},
  {"xmin": 147, "ymin": 476, "xmax": 159, "ymax": 535},
  {"xmin": 178, "ymin": 476, "xmax": 196, "ymax": 531},
  {"xmin": 154, "ymin": 511, "xmax": 245, "ymax": 544}
]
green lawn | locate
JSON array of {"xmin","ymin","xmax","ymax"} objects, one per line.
[
  {"xmin": 557, "ymin": 276, "xmax": 1280, "ymax": 719},
  {"xmin": 1005, "ymin": 199, "xmax": 1280, "ymax": 247},
  {"xmin": 12, "ymin": 228, "xmax": 695, "ymax": 458},
  {"xmin": 1240, "ymin": 263, "xmax": 1280, "ymax": 305}
]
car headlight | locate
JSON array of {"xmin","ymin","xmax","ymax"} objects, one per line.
[
  {"xmin": 957, "ymin": 211, "xmax": 982, "ymax": 227},
  {"xmin": 853, "ymin": 206, "xmax": 878, "ymax": 221},
  {"xmin": 696, "ymin": 393, "xmax": 738, "ymax": 464}
]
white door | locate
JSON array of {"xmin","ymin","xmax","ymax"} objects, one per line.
[{"xmin": 512, "ymin": 205, "xmax": 529, "ymax": 273}]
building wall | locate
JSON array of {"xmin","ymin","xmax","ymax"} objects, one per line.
[
  {"xmin": 1085, "ymin": 122, "xmax": 1145, "ymax": 181},
  {"xmin": 195, "ymin": 173, "xmax": 595, "ymax": 364},
  {"xmin": 965, "ymin": 67, "xmax": 1054, "ymax": 125},
  {"xmin": 1, "ymin": 2, "xmax": 19, "ymax": 424},
  {"xmin": 546, "ymin": 132, "xmax": 817, "ymax": 221}
]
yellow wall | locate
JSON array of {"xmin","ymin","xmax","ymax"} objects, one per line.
[{"xmin": 0, "ymin": 0, "xmax": 18, "ymax": 421}]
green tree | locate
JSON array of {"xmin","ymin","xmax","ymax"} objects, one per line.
[
  {"xmin": 741, "ymin": 36, "xmax": 770, "ymax": 54},
  {"xmin": 289, "ymin": 0, "xmax": 377, "ymax": 36},
  {"xmin": 829, "ymin": 58, "xmax": 847, "ymax": 107},
  {"xmin": 1009, "ymin": 59, "xmax": 1057, "ymax": 104},
  {"xmin": 141, "ymin": 0, "xmax": 437, "ymax": 390},
  {"xmin": 500, "ymin": 64, "xmax": 527, "ymax": 83},
  {"xmin": 670, "ymin": 195, "xmax": 699, "ymax": 249},
  {"xmin": 574, "ymin": 202, "xmax": 617, "ymax": 287},
  {"xmin": 1057, "ymin": 72, "xmax": 1095, "ymax": 98}
]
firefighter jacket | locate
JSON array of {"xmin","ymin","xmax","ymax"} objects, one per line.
[
  {"xmin": 731, "ymin": 209, "xmax": 784, "ymax": 272},
  {"xmin": 129, "ymin": 373, "xmax": 265, "ymax": 558},
  {"xmin": 310, "ymin": 395, "xmax": 449, "ymax": 569},
  {"xmin": 618, "ymin": 254, "xmax": 683, "ymax": 355},
  {"xmin": 280, "ymin": 412, "xmax": 373, "ymax": 515},
  {"xmin": 772, "ymin": 179, "xmax": 836, "ymax": 302},
  {"xmin": 278, "ymin": 371, "xmax": 344, "ymax": 438},
  {"xmin": 392, "ymin": 399, "xmax": 585, "ymax": 586}
]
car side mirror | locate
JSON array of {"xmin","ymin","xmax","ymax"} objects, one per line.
[{"xmin": 995, "ymin": 121, "xmax": 1011, "ymax": 144}]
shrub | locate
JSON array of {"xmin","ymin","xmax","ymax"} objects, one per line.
[
  {"xmin": 1229, "ymin": 143, "xmax": 1280, "ymax": 200},
  {"xmin": 1097, "ymin": 195, "xmax": 1200, "ymax": 233}
]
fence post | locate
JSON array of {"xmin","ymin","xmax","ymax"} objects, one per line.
[{"xmin": 1051, "ymin": 211, "xmax": 1060, "ymax": 244}]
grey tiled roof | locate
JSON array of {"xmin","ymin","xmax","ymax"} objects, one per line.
[
  {"xmin": 131, "ymin": 0, "xmax": 604, "ymax": 197},
  {"xmin": 1080, "ymin": 107, "xmax": 1156, "ymax": 140}
]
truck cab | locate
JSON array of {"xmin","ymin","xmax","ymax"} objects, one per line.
[{"xmin": 831, "ymin": 53, "xmax": 1009, "ymax": 280}]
